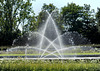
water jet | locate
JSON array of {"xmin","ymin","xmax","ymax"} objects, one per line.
[{"xmin": 3, "ymin": 11, "xmax": 100, "ymax": 59}]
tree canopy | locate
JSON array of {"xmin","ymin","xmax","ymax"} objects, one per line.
[
  {"xmin": 0, "ymin": 2, "xmax": 100, "ymax": 46},
  {"xmin": 61, "ymin": 3, "xmax": 100, "ymax": 43},
  {"xmin": 96, "ymin": 8, "xmax": 100, "ymax": 32},
  {"xmin": 0, "ymin": 0, "xmax": 35, "ymax": 46}
]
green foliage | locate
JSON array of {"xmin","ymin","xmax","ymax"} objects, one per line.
[
  {"xmin": 61, "ymin": 3, "xmax": 100, "ymax": 44},
  {"xmin": 42, "ymin": 3, "xmax": 57, "ymax": 14},
  {"xmin": 0, "ymin": 1, "xmax": 100, "ymax": 46},
  {"xmin": 36, "ymin": 3, "xmax": 58, "ymax": 30},
  {"xmin": 61, "ymin": 3, "xmax": 89, "ymax": 32},
  {"xmin": 0, "ymin": 0, "xmax": 36, "ymax": 46},
  {"xmin": 36, "ymin": 10, "xmax": 48, "ymax": 29},
  {"xmin": 37, "ymin": 3, "xmax": 64, "ymax": 33},
  {"xmin": 0, "ymin": 59, "xmax": 100, "ymax": 71},
  {"xmin": 96, "ymin": 8, "xmax": 100, "ymax": 32},
  {"xmin": 80, "ymin": 4, "xmax": 99, "ymax": 43}
]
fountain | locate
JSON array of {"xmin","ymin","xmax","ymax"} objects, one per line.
[{"xmin": 4, "ymin": 11, "xmax": 100, "ymax": 59}]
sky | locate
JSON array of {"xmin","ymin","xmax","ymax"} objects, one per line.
[{"xmin": 32, "ymin": 0, "xmax": 100, "ymax": 15}]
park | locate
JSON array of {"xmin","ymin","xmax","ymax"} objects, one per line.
[{"xmin": 0, "ymin": 0, "xmax": 100, "ymax": 71}]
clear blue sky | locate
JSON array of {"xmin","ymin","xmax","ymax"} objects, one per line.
[{"xmin": 32, "ymin": 0, "xmax": 100, "ymax": 15}]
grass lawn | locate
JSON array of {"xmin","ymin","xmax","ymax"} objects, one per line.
[
  {"xmin": 0, "ymin": 59, "xmax": 100, "ymax": 71},
  {"xmin": 0, "ymin": 53, "xmax": 100, "ymax": 56}
]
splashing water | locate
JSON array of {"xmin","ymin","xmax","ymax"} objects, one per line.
[{"xmin": 6, "ymin": 11, "xmax": 93, "ymax": 59}]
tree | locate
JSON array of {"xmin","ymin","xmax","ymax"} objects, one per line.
[
  {"xmin": 61, "ymin": 3, "xmax": 83, "ymax": 32},
  {"xmin": 36, "ymin": 3, "xmax": 64, "ymax": 33},
  {"xmin": 81, "ymin": 4, "xmax": 98, "ymax": 43},
  {"xmin": 42, "ymin": 3, "xmax": 57, "ymax": 14},
  {"xmin": 36, "ymin": 3, "xmax": 57, "ymax": 29},
  {"xmin": 0, "ymin": 0, "xmax": 35, "ymax": 46},
  {"xmin": 96, "ymin": 8, "xmax": 100, "ymax": 32},
  {"xmin": 61, "ymin": 3, "xmax": 99, "ymax": 44},
  {"xmin": 36, "ymin": 10, "xmax": 48, "ymax": 29}
]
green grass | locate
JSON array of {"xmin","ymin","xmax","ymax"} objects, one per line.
[
  {"xmin": 0, "ymin": 52, "xmax": 100, "ymax": 56},
  {"xmin": 0, "ymin": 53, "xmax": 100, "ymax": 56},
  {"xmin": 0, "ymin": 59, "xmax": 100, "ymax": 71}
]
